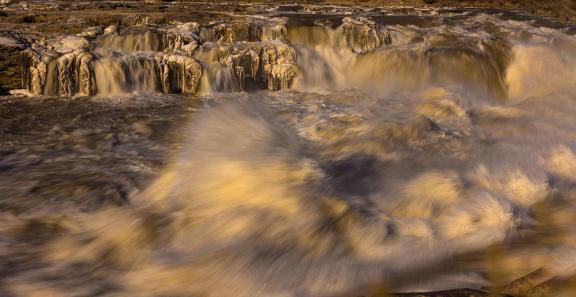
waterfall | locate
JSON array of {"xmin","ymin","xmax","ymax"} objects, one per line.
[
  {"xmin": 19, "ymin": 15, "xmax": 571, "ymax": 101},
  {"xmin": 287, "ymin": 21, "xmax": 511, "ymax": 99},
  {"xmin": 99, "ymin": 30, "xmax": 164, "ymax": 53},
  {"xmin": 93, "ymin": 50, "xmax": 159, "ymax": 95}
]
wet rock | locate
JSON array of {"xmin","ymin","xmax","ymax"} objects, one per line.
[
  {"xmin": 276, "ymin": 5, "xmax": 304, "ymax": 12},
  {"xmin": 103, "ymin": 25, "xmax": 119, "ymax": 36},
  {"xmin": 157, "ymin": 53, "xmax": 202, "ymax": 95},
  {"xmin": 200, "ymin": 40, "xmax": 298, "ymax": 91},
  {"xmin": 200, "ymin": 19, "xmax": 290, "ymax": 44},
  {"xmin": 231, "ymin": 47, "xmax": 261, "ymax": 84},
  {"xmin": 21, "ymin": 50, "xmax": 46, "ymax": 95},
  {"xmin": 200, "ymin": 21, "xmax": 261, "ymax": 43},
  {"xmin": 341, "ymin": 17, "xmax": 391, "ymax": 54},
  {"xmin": 17, "ymin": 33, "xmax": 96, "ymax": 96},
  {"xmin": 162, "ymin": 23, "xmax": 200, "ymax": 55},
  {"xmin": 204, "ymin": 43, "xmax": 261, "ymax": 90},
  {"xmin": 262, "ymin": 23, "xmax": 288, "ymax": 42},
  {"xmin": 53, "ymin": 36, "xmax": 91, "ymax": 53},
  {"xmin": 77, "ymin": 27, "xmax": 103, "ymax": 39},
  {"xmin": 261, "ymin": 43, "xmax": 298, "ymax": 90},
  {"xmin": 22, "ymin": 49, "xmax": 96, "ymax": 96}
]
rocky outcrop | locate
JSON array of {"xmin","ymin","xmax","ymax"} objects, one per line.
[
  {"xmin": 163, "ymin": 22, "xmax": 201, "ymax": 55},
  {"xmin": 200, "ymin": 41, "xmax": 298, "ymax": 91},
  {"xmin": 200, "ymin": 21, "xmax": 259, "ymax": 43},
  {"xmin": 192, "ymin": 18, "xmax": 296, "ymax": 91},
  {"xmin": 199, "ymin": 19, "xmax": 289, "ymax": 44},
  {"xmin": 261, "ymin": 43, "xmax": 298, "ymax": 90},
  {"xmin": 22, "ymin": 49, "xmax": 96, "ymax": 96},
  {"xmin": 157, "ymin": 53, "xmax": 202, "ymax": 95},
  {"xmin": 341, "ymin": 17, "xmax": 391, "ymax": 54}
]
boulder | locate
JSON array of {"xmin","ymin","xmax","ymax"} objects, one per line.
[{"xmin": 341, "ymin": 17, "xmax": 391, "ymax": 54}]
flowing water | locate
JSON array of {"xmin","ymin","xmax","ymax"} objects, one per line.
[{"xmin": 3, "ymin": 7, "xmax": 576, "ymax": 297}]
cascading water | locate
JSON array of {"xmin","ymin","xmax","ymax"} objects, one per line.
[
  {"xmin": 99, "ymin": 30, "xmax": 165, "ymax": 53},
  {"xmin": 5, "ymin": 6, "xmax": 576, "ymax": 297},
  {"xmin": 93, "ymin": 49, "xmax": 159, "ymax": 95},
  {"xmin": 288, "ymin": 20, "xmax": 510, "ymax": 99}
]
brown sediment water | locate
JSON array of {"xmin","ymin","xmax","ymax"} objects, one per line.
[{"xmin": 1, "ymin": 2, "xmax": 576, "ymax": 297}]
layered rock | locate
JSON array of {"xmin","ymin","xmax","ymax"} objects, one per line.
[
  {"xmin": 56, "ymin": 51, "xmax": 96, "ymax": 96},
  {"xmin": 19, "ymin": 34, "xmax": 95, "ymax": 96}
]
